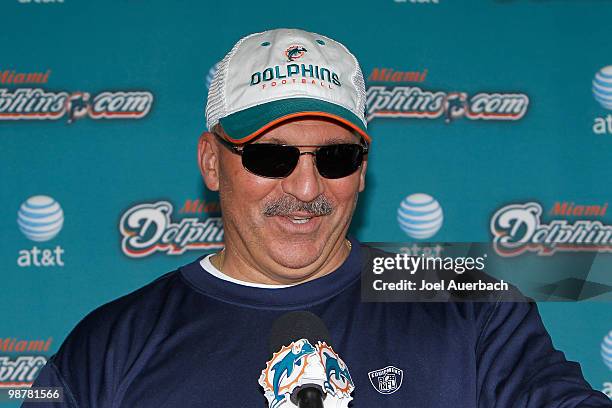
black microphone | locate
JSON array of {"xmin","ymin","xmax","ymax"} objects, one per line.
[
  {"xmin": 268, "ymin": 311, "xmax": 330, "ymax": 408},
  {"xmin": 294, "ymin": 387, "xmax": 324, "ymax": 408}
]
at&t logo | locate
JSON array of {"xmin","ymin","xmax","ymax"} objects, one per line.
[
  {"xmin": 16, "ymin": 195, "xmax": 65, "ymax": 267},
  {"xmin": 592, "ymin": 65, "xmax": 612, "ymax": 135},
  {"xmin": 397, "ymin": 193, "xmax": 443, "ymax": 240},
  {"xmin": 601, "ymin": 330, "xmax": 612, "ymax": 398}
]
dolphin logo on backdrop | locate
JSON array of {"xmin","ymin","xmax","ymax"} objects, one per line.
[
  {"xmin": 368, "ymin": 365, "xmax": 403, "ymax": 395},
  {"xmin": 65, "ymin": 92, "xmax": 90, "ymax": 123},
  {"xmin": 490, "ymin": 201, "xmax": 612, "ymax": 256},
  {"xmin": 119, "ymin": 200, "xmax": 224, "ymax": 257}
]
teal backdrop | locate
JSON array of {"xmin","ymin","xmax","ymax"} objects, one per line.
[{"xmin": 1, "ymin": 0, "xmax": 611, "ymax": 404}]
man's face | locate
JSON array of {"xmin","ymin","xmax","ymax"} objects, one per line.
[{"xmin": 199, "ymin": 118, "xmax": 367, "ymax": 281}]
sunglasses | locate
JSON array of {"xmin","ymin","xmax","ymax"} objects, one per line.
[{"xmin": 214, "ymin": 134, "xmax": 368, "ymax": 179}]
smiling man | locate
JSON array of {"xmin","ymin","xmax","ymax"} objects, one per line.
[
  {"xmin": 198, "ymin": 28, "xmax": 371, "ymax": 286},
  {"xmin": 24, "ymin": 28, "xmax": 612, "ymax": 408},
  {"xmin": 199, "ymin": 118, "xmax": 365, "ymax": 284}
]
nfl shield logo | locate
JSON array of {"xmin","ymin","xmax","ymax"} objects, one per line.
[{"xmin": 368, "ymin": 366, "xmax": 403, "ymax": 394}]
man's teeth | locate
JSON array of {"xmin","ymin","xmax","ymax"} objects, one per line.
[{"xmin": 289, "ymin": 216, "xmax": 311, "ymax": 224}]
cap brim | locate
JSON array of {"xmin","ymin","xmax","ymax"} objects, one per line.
[{"xmin": 218, "ymin": 98, "xmax": 371, "ymax": 144}]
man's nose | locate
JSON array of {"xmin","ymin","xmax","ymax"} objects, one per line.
[{"xmin": 280, "ymin": 153, "xmax": 324, "ymax": 202}]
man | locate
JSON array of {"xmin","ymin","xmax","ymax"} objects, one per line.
[{"xmin": 25, "ymin": 28, "xmax": 611, "ymax": 407}]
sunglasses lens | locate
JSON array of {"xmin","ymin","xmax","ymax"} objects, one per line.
[
  {"xmin": 242, "ymin": 144, "xmax": 299, "ymax": 178},
  {"xmin": 316, "ymin": 144, "xmax": 364, "ymax": 179}
]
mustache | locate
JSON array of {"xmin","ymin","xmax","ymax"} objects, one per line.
[{"xmin": 262, "ymin": 195, "xmax": 334, "ymax": 217}]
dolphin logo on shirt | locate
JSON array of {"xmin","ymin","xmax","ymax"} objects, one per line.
[
  {"xmin": 323, "ymin": 350, "xmax": 354, "ymax": 393},
  {"xmin": 316, "ymin": 343, "xmax": 354, "ymax": 397},
  {"xmin": 268, "ymin": 339, "xmax": 316, "ymax": 408}
]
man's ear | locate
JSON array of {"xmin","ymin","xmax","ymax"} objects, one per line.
[
  {"xmin": 197, "ymin": 132, "xmax": 220, "ymax": 191},
  {"xmin": 358, "ymin": 156, "xmax": 368, "ymax": 193}
]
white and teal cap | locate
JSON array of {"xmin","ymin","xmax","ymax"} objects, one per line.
[{"xmin": 206, "ymin": 28, "xmax": 370, "ymax": 143}]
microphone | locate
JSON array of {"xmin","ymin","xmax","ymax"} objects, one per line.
[
  {"xmin": 259, "ymin": 311, "xmax": 354, "ymax": 408},
  {"xmin": 294, "ymin": 387, "xmax": 324, "ymax": 408},
  {"xmin": 270, "ymin": 311, "xmax": 329, "ymax": 408}
]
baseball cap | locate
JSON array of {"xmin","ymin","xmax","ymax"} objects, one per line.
[{"xmin": 206, "ymin": 28, "xmax": 370, "ymax": 144}]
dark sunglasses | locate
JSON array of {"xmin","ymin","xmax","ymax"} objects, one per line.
[{"xmin": 214, "ymin": 133, "xmax": 368, "ymax": 179}]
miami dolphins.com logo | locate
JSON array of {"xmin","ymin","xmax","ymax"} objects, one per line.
[
  {"xmin": 0, "ymin": 88, "xmax": 153, "ymax": 122},
  {"xmin": 0, "ymin": 356, "xmax": 47, "ymax": 388},
  {"xmin": 366, "ymin": 87, "xmax": 529, "ymax": 122}
]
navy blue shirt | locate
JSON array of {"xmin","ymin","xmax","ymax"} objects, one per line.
[{"xmin": 25, "ymin": 238, "xmax": 612, "ymax": 407}]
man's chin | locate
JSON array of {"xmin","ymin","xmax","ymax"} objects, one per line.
[{"xmin": 266, "ymin": 244, "xmax": 325, "ymax": 274}]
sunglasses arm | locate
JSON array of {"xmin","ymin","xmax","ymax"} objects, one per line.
[{"xmin": 214, "ymin": 133, "xmax": 245, "ymax": 155}]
